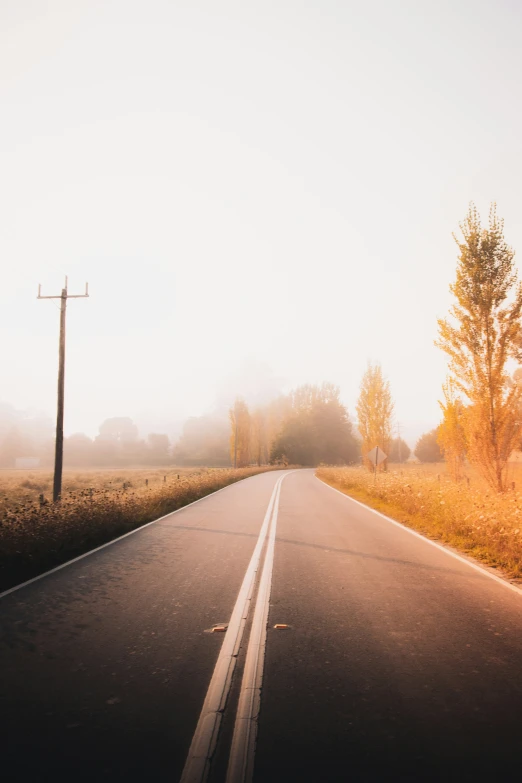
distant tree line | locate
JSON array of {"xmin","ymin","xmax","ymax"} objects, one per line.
[
  {"xmin": 17, "ymin": 205, "xmax": 522, "ymax": 486},
  {"xmin": 1, "ymin": 386, "xmax": 441, "ymax": 470},
  {"xmin": 228, "ymin": 383, "xmax": 360, "ymax": 467},
  {"xmin": 270, "ymin": 383, "xmax": 359, "ymax": 466},
  {"xmin": 171, "ymin": 413, "xmax": 230, "ymax": 466},
  {"xmin": 414, "ymin": 429, "xmax": 442, "ymax": 463},
  {"xmin": 0, "ymin": 387, "xmax": 460, "ymax": 473},
  {"xmin": 0, "ymin": 384, "xmax": 363, "ymax": 470},
  {"xmin": 0, "ymin": 412, "xmax": 173, "ymax": 469},
  {"xmin": 63, "ymin": 418, "xmax": 171, "ymax": 467}
]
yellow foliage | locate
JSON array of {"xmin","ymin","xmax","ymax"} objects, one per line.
[
  {"xmin": 436, "ymin": 203, "xmax": 522, "ymax": 492},
  {"xmin": 229, "ymin": 398, "xmax": 252, "ymax": 467},
  {"xmin": 356, "ymin": 363, "xmax": 393, "ymax": 471},
  {"xmin": 438, "ymin": 379, "xmax": 466, "ymax": 481}
]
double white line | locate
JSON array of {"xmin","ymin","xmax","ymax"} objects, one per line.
[{"xmin": 180, "ymin": 472, "xmax": 289, "ymax": 783}]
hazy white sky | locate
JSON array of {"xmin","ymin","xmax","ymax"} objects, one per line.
[{"xmin": 2, "ymin": 0, "xmax": 522, "ymax": 445}]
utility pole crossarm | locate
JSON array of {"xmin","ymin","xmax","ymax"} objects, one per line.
[
  {"xmin": 38, "ymin": 277, "xmax": 89, "ymax": 502},
  {"xmin": 38, "ymin": 281, "xmax": 88, "ymax": 299}
]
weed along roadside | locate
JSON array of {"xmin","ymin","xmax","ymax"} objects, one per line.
[
  {"xmin": 0, "ymin": 466, "xmax": 283, "ymax": 593},
  {"xmin": 317, "ymin": 465, "xmax": 522, "ymax": 582}
]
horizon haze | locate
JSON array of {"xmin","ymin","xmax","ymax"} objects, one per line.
[{"xmin": 2, "ymin": 1, "xmax": 522, "ymax": 450}]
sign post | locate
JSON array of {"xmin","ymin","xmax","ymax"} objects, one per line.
[{"xmin": 366, "ymin": 446, "xmax": 387, "ymax": 482}]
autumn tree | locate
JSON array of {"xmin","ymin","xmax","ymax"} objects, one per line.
[
  {"xmin": 414, "ymin": 429, "xmax": 442, "ymax": 463},
  {"xmin": 436, "ymin": 204, "xmax": 522, "ymax": 491},
  {"xmin": 147, "ymin": 433, "xmax": 170, "ymax": 464},
  {"xmin": 265, "ymin": 395, "xmax": 293, "ymax": 462},
  {"xmin": 229, "ymin": 398, "xmax": 251, "ymax": 467},
  {"xmin": 172, "ymin": 413, "xmax": 229, "ymax": 466},
  {"xmin": 437, "ymin": 380, "xmax": 467, "ymax": 481},
  {"xmin": 250, "ymin": 407, "xmax": 269, "ymax": 466},
  {"xmin": 270, "ymin": 383, "xmax": 359, "ymax": 465},
  {"xmin": 270, "ymin": 416, "xmax": 314, "ymax": 465},
  {"xmin": 388, "ymin": 437, "xmax": 411, "ymax": 463},
  {"xmin": 356, "ymin": 363, "xmax": 394, "ymax": 471},
  {"xmin": 0, "ymin": 427, "xmax": 26, "ymax": 468},
  {"xmin": 64, "ymin": 433, "xmax": 94, "ymax": 467},
  {"xmin": 98, "ymin": 417, "xmax": 139, "ymax": 443}
]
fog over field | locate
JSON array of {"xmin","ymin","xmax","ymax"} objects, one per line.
[{"xmin": 2, "ymin": 0, "xmax": 522, "ymax": 449}]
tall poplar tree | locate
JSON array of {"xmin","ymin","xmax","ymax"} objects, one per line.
[
  {"xmin": 356, "ymin": 363, "xmax": 394, "ymax": 470},
  {"xmin": 229, "ymin": 398, "xmax": 251, "ymax": 468},
  {"xmin": 250, "ymin": 407, "xmax": 268, "ymax": 466},
  {"xmin": 436, "ymin": 204, "xmax": 522, "ymax": 491}
]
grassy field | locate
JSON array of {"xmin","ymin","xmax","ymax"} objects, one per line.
[
  {"xmin": 0, "ymin": 466, "xmax": 280, "ymax": 592},
  {"xmin": 317, "ymin": 462, "xmax": 522, "ymax": 583},
  {"xmin": 0, "ymin": 466, "xmax": 207, "ymax": 514}
]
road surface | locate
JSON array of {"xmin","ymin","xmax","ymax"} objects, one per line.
[{"xmin": 1, "ymin": 469, "xmax": 522, "ymax": 782}]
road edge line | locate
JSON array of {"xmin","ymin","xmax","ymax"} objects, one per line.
[
  {"xmin": 179, "ymin": 473, "xmax": 288, "ymax": 783},
  {"xmin": 315, "ymin": 475, "xmax": 522, "ymax": 597},
  {"xmin": 0, "ymin": 471, "xmax": 286, "ymax": 600},
  {"xmin": 225, "ymin": 471, "xmax": 284, "ymax": 783}
]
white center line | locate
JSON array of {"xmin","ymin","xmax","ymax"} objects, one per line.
[
  {"xmin": 225, "ymin": 474, "xmax": 284, "ymax": 783},
  {"xmin": 180, "ymin": 472, "xmax": 289, "ymax": 783}
]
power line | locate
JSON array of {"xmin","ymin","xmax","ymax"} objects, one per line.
[{"xmin": 38, "ymin": 277, "xmax": 89, "ymax": 502}]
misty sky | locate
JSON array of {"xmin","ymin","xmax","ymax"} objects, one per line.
[{"xmin": 2, "ymin": 0, "xmax": 522, "ymax": 446}]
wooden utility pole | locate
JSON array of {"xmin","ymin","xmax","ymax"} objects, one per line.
[{"xmin": 38, "ymin": 277, "xmax": 89, "ymax": 501}]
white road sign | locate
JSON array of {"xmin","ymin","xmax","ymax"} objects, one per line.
[{"xmin": 366, "ymin": 446, "xmax": 387, "ymax": 466}]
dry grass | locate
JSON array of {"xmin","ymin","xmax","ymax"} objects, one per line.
[
  {"xmin": 317, "ymin": 462, "xmax": 522, "ymax": 582},
  {"xmin": 0, "ymin": 467, "xmax": 206, "ymax": 514},
  {"xmin": 0, "ymin": 466, "xmax": 281, "ymax": 591}
]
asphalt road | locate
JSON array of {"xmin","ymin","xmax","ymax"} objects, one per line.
[{"xmin": 1, "ymin": 469, "xmax": 522, "ymax": 782}]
